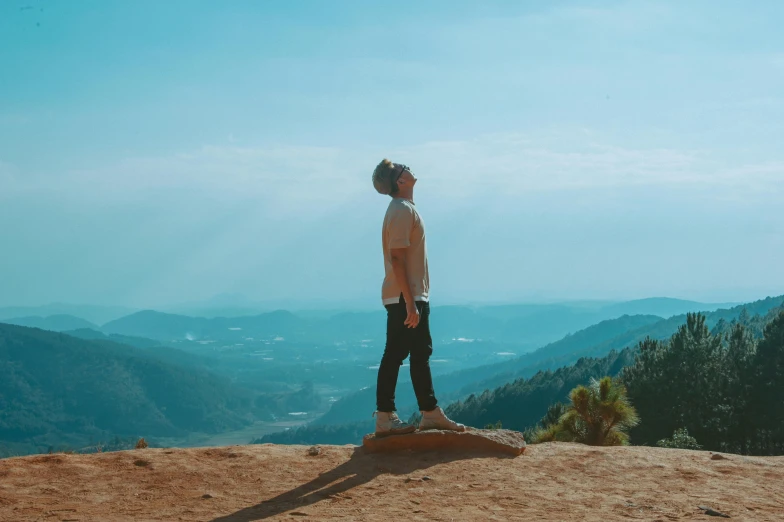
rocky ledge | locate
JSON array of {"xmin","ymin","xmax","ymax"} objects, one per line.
[{"xmin": 362, "ymin": 427, "xmax": 527, "ymax": 456}]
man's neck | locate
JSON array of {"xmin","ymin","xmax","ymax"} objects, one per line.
[{"xmin": 395, "ymin": 189, "xmax": 414, "ymax": 203}]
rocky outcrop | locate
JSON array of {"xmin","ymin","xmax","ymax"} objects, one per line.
[{"xmin": 362, "ymin": 427, "xmax": 527, "ymax": 456}]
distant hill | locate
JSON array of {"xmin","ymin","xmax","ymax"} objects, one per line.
[
  {"xmin": 0, "ymin": 324, "xmax": 255, "ymax": 456},
  {"xmin": 0, "ymin": 304, "xmax": 136, "ymax": 326},
  {"xmin": 101, "ymin": 309, "xmax": 305, "ymax": 341},
  {"xmin": 597, "ymin": 297, "xmax": 738, "ymax": 319},
  {"xmin": 566, "ymin": 294, "xmax": 784, "ymax": 363},
  {"xmin": 98, "ymin": 296, "xmax": 737, "ymax": 348},
  {"xmin": 2, "ymin": 314, "xmax": 97, "ymax": 332},
  {"xmin": 62, "ymin": 328, "xmax": 223, "ymax": 373},
  {"xmin": 443, "ymin": 295, "xmax": 782, "ymax": 404}
]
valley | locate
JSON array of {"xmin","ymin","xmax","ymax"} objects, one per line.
[{"xmin": 1, "ymin": 296, "xmax": 778, "ymax": 457}]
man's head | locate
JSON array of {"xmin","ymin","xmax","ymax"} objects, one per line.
[{"xmin": 372, "ymin": 159, "xmax": 417, "ymax": 197}]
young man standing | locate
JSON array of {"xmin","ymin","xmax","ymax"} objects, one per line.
[{"xmin": 371, "ymin": 159, "xmax": 466, "ymax": 436}]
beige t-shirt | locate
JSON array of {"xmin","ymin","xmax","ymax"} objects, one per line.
[{"xmin": 381, "ymin": 197, "xmax": 430, "ymax": 305}]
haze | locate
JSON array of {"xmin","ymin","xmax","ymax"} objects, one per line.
[{"xmin": 1, "ymin": 1, "xmax": 783, "ymax": 309}]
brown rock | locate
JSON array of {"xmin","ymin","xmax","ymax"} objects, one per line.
[
  {"xmin": 306, "ymin": 446, "xmax": 321, "ymax": 456},
  {"xmin": 362, "ymin": 428, "xmax": 526, "ymax": 456},
  {"xmin": 711, "ymin": 453, "xmax": 727, "ymax": 460},
  {"xmin": 698, "ymin": 505, "xmax": 731, "ymax": 518}
]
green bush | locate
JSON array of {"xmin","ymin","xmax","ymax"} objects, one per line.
[{"xmin": 656, "ymin": 428, "xmax": 702, "ymax": 450}]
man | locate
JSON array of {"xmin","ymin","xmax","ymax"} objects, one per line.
[{"xmin": 371, "ymin": 159, "xmax": 466, "ymax": 436}]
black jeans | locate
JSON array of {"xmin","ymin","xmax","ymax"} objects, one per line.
[{"xmin": 376, "ymin": 295, "xmax": 438, "ymax": 413}]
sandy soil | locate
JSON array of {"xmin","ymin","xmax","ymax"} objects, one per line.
[{"xmin": 0, "ymin": 442, "xmax": 782, "ymax": 521}]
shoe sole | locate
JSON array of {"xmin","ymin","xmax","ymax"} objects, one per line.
[
  {"xmin": 418, "ymin": 426, "xmax": 467, "ymax": 432},
  {"xmin": 374, "ymin": 425, "xmax": 417, "ymax": 437}
]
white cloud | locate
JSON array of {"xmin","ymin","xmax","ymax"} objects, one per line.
[
  {"xmin": 393, "ymin": 132, "xmax": 783, "ymax": 201},
  {"xmin": 4, "ymin": 130, "xmax": 782, "ymax": 213},
  {"xmin": 8, "ymin": 145, "xmax": 374, "ymax": 215}
]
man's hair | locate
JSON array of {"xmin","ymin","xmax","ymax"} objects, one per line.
[{"xmin": 372, "ymin": 158, "xmax": 399, "ymax": 196}]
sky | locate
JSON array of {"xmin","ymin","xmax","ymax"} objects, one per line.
[{"xmin": 1, "ymin": 0, "xmax": 783, "ymax": 309}]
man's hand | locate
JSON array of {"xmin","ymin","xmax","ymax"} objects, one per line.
[{"xmin": 404, "ymin": 300, "xmax": 420, "ymax": 328}]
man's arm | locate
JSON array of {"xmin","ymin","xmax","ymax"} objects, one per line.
[{"xmin": 390, "ymin": 247, "xmax": 420, "ymax": 328}]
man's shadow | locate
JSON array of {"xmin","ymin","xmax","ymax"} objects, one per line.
[{"xmin": 211, "ymin": 446, "xmax": 516, "ymax": 521}]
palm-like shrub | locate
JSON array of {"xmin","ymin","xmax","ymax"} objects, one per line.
[{"xmin": 535, "ymin": 377, "xmax": 639, "ymax": 446}]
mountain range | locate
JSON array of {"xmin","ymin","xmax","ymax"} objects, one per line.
[
  {"xmin": 13, "ymin": 297, "xmax": 733, "ymax": 349},
  {"xmin": 2, "ymin": 294, "xmax": 779, "ymax": 457}
]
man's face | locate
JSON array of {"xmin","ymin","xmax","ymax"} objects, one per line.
[{"xmin": 394, "ymin": 163, "xmax": 417, "ymax": 189}]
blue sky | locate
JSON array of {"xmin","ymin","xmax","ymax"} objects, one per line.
[{"xmin": 1, "ymin": 0, "xmax": 783, "ymax": 308}]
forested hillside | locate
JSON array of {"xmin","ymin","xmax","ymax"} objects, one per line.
[
  {"xmin": 64, "ymin": 328, "xmax": 162, "ymax": 349},
  {"xmin": 623, "ymin": 307, "xmax": 784, "ymax": 455},
  {"xmin": 314, "ymin": 296, "xmax": 783, "ymax": 427},
  {"xmin": 0, "ymin": 324, "xmax": 255, "ymax": 456},
  {"xmin": 444, "ymin": 306, "xmax": 784, "ymax": 455},
  {"xmin": 444, "ymin": 349, "xmax": 636, "ymax": 431}
]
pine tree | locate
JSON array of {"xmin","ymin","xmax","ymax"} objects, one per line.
[
  {"xmin": 623, "ymin": 313, "xmax": 725, "ymax": 448},
  {"xmin": 535, "ymin": 377, "xmax": 639, "ymax": 446},
  {"xmin": 752, "ymin": 311, "xmax": 784, "ymax": 454},
  {"xmin": 720, "ymin": 322, "xmax": 756, "ymax": 453}
]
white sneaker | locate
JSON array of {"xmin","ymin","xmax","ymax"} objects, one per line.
[
  {"xmin": 374, "ymin": 411, "xmax": 416, "ymax": 437},
  {"xmin": 418, "ymin": 406, "xmax": 466, "ymax": 432}
]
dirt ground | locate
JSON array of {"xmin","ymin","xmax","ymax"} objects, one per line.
[{"xmin": 0, "ymin": 442, "xmax": 782, "ymax": 521}]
